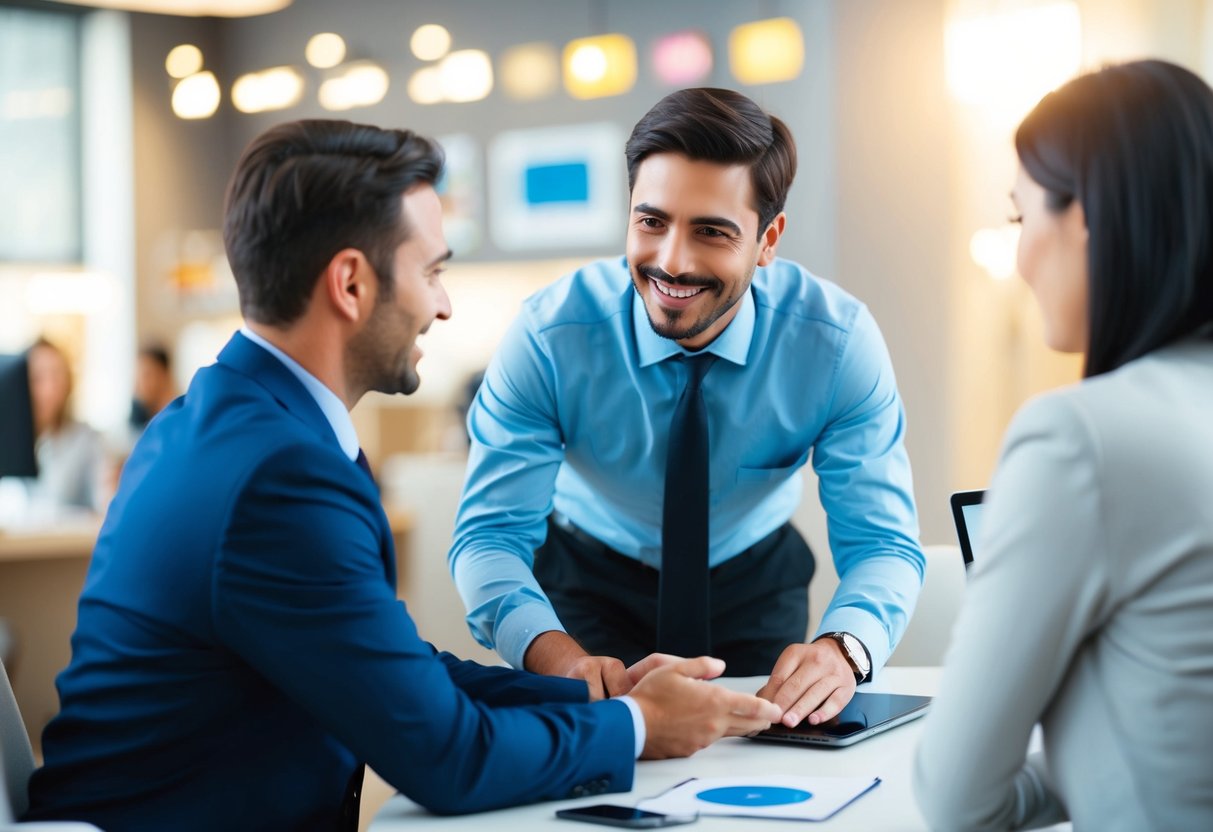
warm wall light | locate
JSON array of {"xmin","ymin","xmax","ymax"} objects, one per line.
[
  {"xmin": 501, "ymin": 42, "xmax": 558, "ymax": 100},
  {"xmin": 318, "ymin": 61, "xmax": 389, "ymax": 111},
  {"xmin": 729, "ymin": 17, "xmax": 804, "ymax": 85},
  {"xmin": 171, "ymin": 70, "xmax": 220, "ymax": 119},
  {"xmin": 438, "ymin": 49, "xmax": 493, "ymax": 103},
  {"xmin": 411, "ymin": 23, "xmax": 451, "ymax": 61},
  {"xmin": 165, "ymin": 43, "xmax": 203, "ymax": 78},
  {"xmin": 305, "ymin": 32, "xmax": 345, "ymax": 69},
  {"xmin": 563, "ymin": 34, "xmax": 636, "ymax": 99},
  {"xmin": 652, "ymin": 30, "xmax": 712, "ymax": 86},
  {"xmin": 946, "ymin": 0, "xmax": 1081, "ymax": 126},
  {"xmin": 970, "ymin": 225, "xmax": 1021, "ymax": 280},
  {"xmin": 408, "ymin": 67, "xmax": 443, "ymax": 105},
  {"xmin": 232, "ymin": 65, "xmax": 303, "ymax": 113}
]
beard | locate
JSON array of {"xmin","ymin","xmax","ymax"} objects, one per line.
[
  {"xmin": 346, "ymin": 299, "xmax": 422, "ymax": 399},
  {"xmin": 633, "ymin": 262, "xmax": 746, "ymax": 343}
]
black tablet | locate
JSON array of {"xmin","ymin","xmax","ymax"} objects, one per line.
[
  {"xmin": 750, "ymin": 692, "xmax": 932, "ymax": 748},
  {"xmin": 949, "ymin": 489, "xmax": 986, "ymax": 568}
]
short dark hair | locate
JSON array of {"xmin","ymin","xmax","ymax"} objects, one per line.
[
  {"xmin": 1016, "ymin": 59, "xmax": 1213, "ymax": 377},
  {"xmin": 625, "ymin": 88, "xmax": 797, "ymax": 238},
  {"xmin": 223, "ymin": 119, "xmax": 444, "ymax": 326},
  {"xmin": 138, "ymin": 344, "xmax": 170, "ymax": 372}
]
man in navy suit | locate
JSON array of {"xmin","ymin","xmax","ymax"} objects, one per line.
[{"xmin": 24, "ymin": 120, "xmax": 781, "ymax": 831}]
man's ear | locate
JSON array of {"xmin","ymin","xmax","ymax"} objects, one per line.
[
  {"xmin": 321, "ymin": 248, "xmax": 375, "ymax": 323},
  {"xmin": 756, "ymin": 212, "xmax": 786, "ymax": 267}
]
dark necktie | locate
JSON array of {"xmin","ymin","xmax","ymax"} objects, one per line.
[{"xmin": 658, "ymin": 354, "xmax": 717, "ymax": 657}]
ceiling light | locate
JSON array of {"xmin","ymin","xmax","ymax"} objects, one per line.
[
  {"xmin": 407, "ymin": 67, "xmax": 443, "ymax": 105},
  {"xmin": 411, "ymin": 24, "xmax": 451, "ymax": 61},
  {"xmin": 319, "ymin": 61, "xmax": 389, "ymax": 111},
  {"xmin": 165, "ymin": 44, "xmax": 203, "ymax": 78},
  {"xmin": 171, "ymin": 71, "xmax": 220, "ymax": 119},
  {"xmin": 438, "ymin": 49, "xmax": 493, "ymax": 103},
  {"xmin": 501, "ymin": 42, "xmax": 558, "ymax": 100},
  {"xmin": 729, "ymin": 17, "xmax": 804, "ymax": 85},
  {"xmin": 305, "ymin": 33, "xmax": 345, "ymax": 69},
  {"xmin": 54, "ymin": 0, "xmax": 291, "ymax": 17},
  {"xmin": 563, "ymin": 34, "xmax": 636, "ymax": 99},
  {"xmin": 232, "ymin": 66, "xmax": 304, "ymax": 113}
]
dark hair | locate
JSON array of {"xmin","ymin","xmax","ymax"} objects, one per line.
[
  {"xmin": 625, "ymin": 88, "xmax": 797, "ymax": 238},
  {"xmin": 223, "ymin": 119, "xmax": 444, "ymax": 326},
  {"xmin": 138, "ymin": 343, "xmax": 170, "ymax": 372},
  {"xmin": 1016, "ymin": 59, "xmax": 1213, "ymax": 377}
]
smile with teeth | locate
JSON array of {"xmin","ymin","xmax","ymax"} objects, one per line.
[{"xmin": 651, "ymin": 278, "xmax": 705, "ymax": 299}]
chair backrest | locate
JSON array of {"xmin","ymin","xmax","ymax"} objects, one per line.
[
  {"xmin": 887, "ymin": 544, "xmax": 968, "ymax": 666},
  {"xmin": 0, "ymin": 658, "xmax": 35, "ymax": 821}
]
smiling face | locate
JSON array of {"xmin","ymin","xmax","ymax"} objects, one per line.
[
  {"xmin": 626, "ymin": 153, "xmax": 783, "ymax": 350},
  {"xmin": 1011, "ymin": 165, "xmax": 1089, "ymax": 354},
  {"xmin": 347, "ymin": 184, "xmax": 452, "ymax": 397}
]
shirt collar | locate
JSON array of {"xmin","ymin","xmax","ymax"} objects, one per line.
[
  {"xmin": 240, "ymin": 326, "xmax": 360, "ymax": 461},
  {"xmin": 632, "ymin": 283, "xmax": 755, "ymax": 368}
]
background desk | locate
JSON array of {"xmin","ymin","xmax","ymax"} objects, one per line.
[{"xmin": 366, "ymin": 667, "xmax": 940, "ymax": 831}]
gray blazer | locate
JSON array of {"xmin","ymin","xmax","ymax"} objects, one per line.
[{"xmin": 914, "ymin": 337, "xmax": 1213, "ymax": 830}]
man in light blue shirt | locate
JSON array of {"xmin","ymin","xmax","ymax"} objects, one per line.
[{"xmin": 451, "ymin": 88, "xmax": 924, "ymax": 729}]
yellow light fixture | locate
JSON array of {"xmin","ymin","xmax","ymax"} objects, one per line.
[
  {"xmin": 318, "ymin": 61, "xmax": 389, "ymax": 111},
  {"xmin": 411, "ymin": 24, "xmax": 451, "ymax": 61},
  {"xmin": 946, "ymin": 0, "xmax": 1082, "ymax": 127},
  {"xmin": 408, "ymin": 67, "xmax": 444, "ymax": 105},
  {"xmin": 165, "ymin": 43, "xmax": 203, "ymax": 78},
  {"xmin": 305, "ymin": 32, "xmax": 346, "ymax": 69},
  {"xmin": 171, "ymin": 70, "xmax": 220, "ymax": 119},
  {"xmin": 501, "ymin": 42, "xmax": 558, "ymax": 101},
  {"xmin": 438, "ymin": 49, "xmax": 493, "ymax": 103},
  {"xmin": 232, "ymin": 65, "xmax": 304, "ymax": 113},
  {"xmin": 563, "ymin": 33, "xmax": 636, "ymax": 99},
  {"xmin": 729, "ymin": 17, "xmax": 804, "ymax": 85}
]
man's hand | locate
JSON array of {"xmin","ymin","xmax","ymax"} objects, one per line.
[
  {"xmin": 755, "ymin": 640, "xmax": 858, "ymax": 728},
  {"xmin": 522, "ymin": 631, "xmax": 632, "ymax": 699},
  {"xmin": 624, "ymin": 652, "xmax": 683, "ymax": 686},
  {"xmin": 629, "ymin": 656, "xmax": 783, "ymax": 759}
]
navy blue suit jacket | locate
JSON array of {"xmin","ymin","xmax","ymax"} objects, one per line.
[{"xmin": 25, "ymin": 333, "xmax": 634, "ymax": 831}]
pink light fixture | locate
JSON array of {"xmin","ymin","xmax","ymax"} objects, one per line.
[{"xmin": 652, "ymin": 30, "xmax": 712, "ymax": 86}]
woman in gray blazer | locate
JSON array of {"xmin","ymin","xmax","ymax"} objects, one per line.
[{"xmin": 914, "ymin": 59, "xmax": 1213, "ymax": 831}]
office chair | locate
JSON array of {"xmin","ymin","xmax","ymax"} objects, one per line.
[{"xmin": 1, "ymin": 658, "xmax": 100, "ymax": 830}]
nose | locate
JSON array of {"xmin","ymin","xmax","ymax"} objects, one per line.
[
  {"xmin": 655, "ymin": 227, "xmax": 696, "ymax": 279},
  {"xmin": 434, "ymin": 282, "xmax": 452, "ymax": 321}
]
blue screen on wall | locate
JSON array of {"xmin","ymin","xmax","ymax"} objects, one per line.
[{"xmin": 524, "ymin": 162, "xmax": 590, "ymax": 205}]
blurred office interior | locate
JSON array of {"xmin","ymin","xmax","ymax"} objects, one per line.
[{"xmin": 2, "ymin": 0, "xmax": 1210, "ymax": 750}]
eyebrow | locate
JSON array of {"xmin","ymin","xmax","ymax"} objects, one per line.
[{"xmin": 633, "ymin": 203, "xmax": 743, "ymax": 237}]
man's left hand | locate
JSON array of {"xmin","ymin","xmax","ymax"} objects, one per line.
[{"xmin": 755, "ymin": 640, "xmax": 858, "ymax": 728}]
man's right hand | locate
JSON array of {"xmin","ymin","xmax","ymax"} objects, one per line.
[
  {"xmin": 629, "ymin": 656, "xmax": 783, "ymax": 759},
  {"xmin": 522, "ymin": 631, "xmax": 632, "ymax": 699}
]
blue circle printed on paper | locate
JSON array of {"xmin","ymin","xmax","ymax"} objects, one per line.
[{"xmin": 696, "ymin": 786, "xmax": 812, "ymax": 807}]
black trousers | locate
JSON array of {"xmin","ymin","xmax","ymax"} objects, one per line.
[{"xmin": 533, "ymin": 516, "xmax": 816, "ymax": 677}]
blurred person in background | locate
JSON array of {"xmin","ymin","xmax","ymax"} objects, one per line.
[
  {"xmin": 128, "ymin": 343, "xmax": 178, "ymax": 434},
  {"xmin": 20, "ymin": 337, "xmax": 109, "ymax": 518}
]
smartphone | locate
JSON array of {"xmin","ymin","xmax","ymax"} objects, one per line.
[{"xmin": 555, "ymin": 804, "xmax": 698, "ymax": 827}]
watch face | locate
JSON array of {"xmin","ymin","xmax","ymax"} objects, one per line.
[{"xmin": 841, "ymin": 634, "xmax": 870, "ymax": 674}]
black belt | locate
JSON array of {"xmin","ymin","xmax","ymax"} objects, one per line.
[{"xmin": 548, "ymin": 511, "xmax": 783, "ymax": 576}]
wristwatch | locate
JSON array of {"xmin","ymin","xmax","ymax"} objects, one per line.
[{"xmin": 817, "ymin": 631, "xmax": 871, "ymax": 683}]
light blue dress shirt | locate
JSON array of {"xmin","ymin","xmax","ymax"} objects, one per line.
[
  {"xmin": 241, "ymin": 326, "xmax": 647, "ymax": 755},
  {"xmin": 450, "ymin": 257, "xmax": 924, "ymax": 674}
]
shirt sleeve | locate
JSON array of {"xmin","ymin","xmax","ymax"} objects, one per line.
[
  {"xmin": 810, "ymin": 304, "xmax": 925, "ymax": 672},
  {"xmin": 913, "ymin": 393, "xmax": 1109, "ymax": 830},
  {"xmin": 448, "ymin": 307, "xmax": 569, "ymax": 669}
]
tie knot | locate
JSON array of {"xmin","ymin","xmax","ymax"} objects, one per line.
[{"xmin": 680, "ymin": 353, "xmax": 717, "ymax": 391}]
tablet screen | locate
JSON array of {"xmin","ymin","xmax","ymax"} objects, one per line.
[{"xmin": 753, "ymin": 692, "xmax": 931, "ymax": 746}]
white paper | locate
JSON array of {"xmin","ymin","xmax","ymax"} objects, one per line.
[{"xmin": 638, "ymin": 774, "xmax": 881, "ymax": 822}]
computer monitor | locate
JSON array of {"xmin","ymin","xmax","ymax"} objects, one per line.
[{"xmin": 0, "ymin": 351, "xmax": 38, "ymax": 479}]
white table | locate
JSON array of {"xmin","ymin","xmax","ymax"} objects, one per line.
[{"xmin": 370, "ymin": 667, "xmax": 939, "ymax": 830}]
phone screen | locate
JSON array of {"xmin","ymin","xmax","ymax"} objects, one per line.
[{"xmin": 556, "ymin": 803, "xmax": 696, "ymax": 827}]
